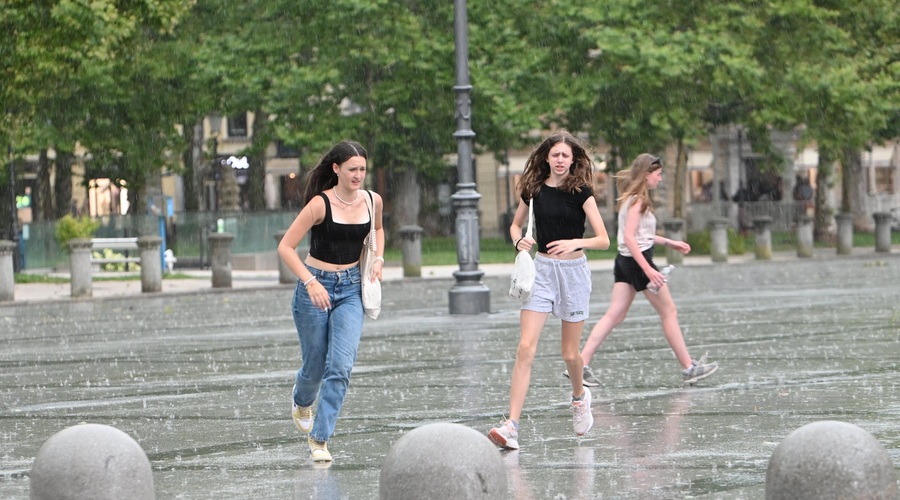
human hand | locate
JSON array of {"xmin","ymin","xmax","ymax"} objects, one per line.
[
  {"xmin": 669, "ymin": 240, "xmax": 691, "ymax": 255},
  {"xmin": 372, "ymin": 261, "xmax": 383, "ymax": 282},
  {"xmin": 515, "ymin": 238, "xmax": 535, "ymax": 252},
  {"xmin": 545, "ymin": 239, "xmax": 578, "ymax": 256},
  {"xmin": 647, "ymin": 268, "xmax": 667, "ymax": 291},
  {"xmin": 307, "ymin": 281, "xmax": 331, "ymax": 311}
]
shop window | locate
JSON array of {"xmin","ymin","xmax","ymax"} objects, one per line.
[
  {"xmin": 871, "ymin": 166, "xmax": 895, "ymax": 194},
  {"xmin": 690, "ymin": 169, "xmax": 714, "ymax": 203},
  {"xmin": 227, "ymin": 114, "xmax": 248, "ymax": 138}
]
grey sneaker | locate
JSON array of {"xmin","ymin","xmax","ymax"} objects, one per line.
[
  {"xmin": 488, "ymin": 420, "xmax": 520, "ymax": 450},
  {"xmin": 572, "ymin": 387, "xmax": 593, "ymax": 436},
  {"xmin": 683, "ymin": 354, "xmax": 719, "ymax": 385},
  {"xmin": 562, "ymin": 365, "xmax": 601, "ymax": 387}
]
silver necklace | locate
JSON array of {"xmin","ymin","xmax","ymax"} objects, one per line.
[{"xmin": 332, "ymin": 188, "xmax": 359, "ymax": 206}]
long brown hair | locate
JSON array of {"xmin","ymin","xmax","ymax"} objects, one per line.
[
  {"xmin": 302, "ymin": 140, "xmax": 368, "ymax": 205},
  {"xmin": 615, "ymin": 153, "xmax": 661, "ymax": 214},
  {"xmin": 516, "ymin": 131, "xmax": 594, "ymax": 200}
]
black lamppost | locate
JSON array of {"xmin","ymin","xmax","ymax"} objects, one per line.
[{"xmin": 448, "ymin": 0, "xmax": 490, "ymax": 314}]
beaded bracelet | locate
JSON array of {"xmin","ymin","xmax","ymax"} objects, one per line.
[{"xmin": 303, "ymin": 276, "xmax": 318, "ymax": 288}]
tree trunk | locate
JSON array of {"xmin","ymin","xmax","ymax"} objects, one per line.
[
  {"xmin": 36, "ymin": 149, "xmax": 53, "ymax": 221},
  {"xmin": 182, "ymin": 122, "xmax": 200, "ymax": 212},
  {"xmin": 53, "ymin": 150, "xmax": 74, "ymax": 219},
  {"xmin": 813, "ymin": 148, "xmax": 834, "ymax": 242},
  {"xmin": 672, "ymin": 137, "xmax": 686, "ymax": 218},
  {"xmin": 840, "ymin": 147, "xmax": 869, "ymax": 232},
  {"xmin": 248, "ymin": 110, "xmax": 268, "ymax": 211}
]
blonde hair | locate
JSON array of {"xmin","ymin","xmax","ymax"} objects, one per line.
[{"xmin": 615, "ymin": 153, "xmax": 661, "ymax": 214}]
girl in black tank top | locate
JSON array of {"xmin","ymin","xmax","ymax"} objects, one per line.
[{"xmin": 276, "ymin": 140, "xmax": 384, "ymax": 463}]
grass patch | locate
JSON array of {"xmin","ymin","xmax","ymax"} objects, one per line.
[
  {"xmin": 15, "ymin": 272, "xmax": 199, "ymax": 284},
  {"xmin": 14, "ymin": 274, "xmax": 69, "ymax": 284},
  {"xmin": 385, "ymin": 237, "xmax": 619, "ymax": 266}
]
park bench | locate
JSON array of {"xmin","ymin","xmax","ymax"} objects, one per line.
[{"xmin": 90, "ymin": 237, "xmax": 140, "ymax": 266}]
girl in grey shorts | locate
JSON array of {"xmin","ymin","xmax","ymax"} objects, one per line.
[{"xmin": 487, "ymin": 131, "xmax": 610, "ymax": 450}]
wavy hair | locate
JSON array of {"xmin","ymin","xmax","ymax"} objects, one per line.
[
  {"xmin": 302, "ymin": 140, "xmax": 368, "ymax": 205},
  {"xmin": 516, "ymin": 131, "xmax": 594, "ymax": 200},
  {"xmin": 615, "ymin": 153, "xmax": 661, "ymax": 214}
]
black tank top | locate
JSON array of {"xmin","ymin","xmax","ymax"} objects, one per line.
[{"xmin": 308, "ymin": 193, "xmax": 371, "ymax": 265}]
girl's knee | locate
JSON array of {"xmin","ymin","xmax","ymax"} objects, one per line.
[
  {"xmin": 515, "ymin": 342, "xmax": 538, "ymax": 363},
  {"xmin": 561, "ymin": 351, "xmax": 581, "ymax": 365}
]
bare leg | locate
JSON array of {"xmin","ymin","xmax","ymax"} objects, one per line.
[
  {"xmin": 560, "ymin": 319, "xmax": 585, "ymax": 399},
  {"xmin": 581, "ymin": 283, "xmax": 637, "ymax": 365},
  {"xmin": 643, "ymin": 286, "xmax": 692, "ymax": 369},
  {"xmin": 508, "ymin": 310, "xmax": 549, "ymax": 422}
]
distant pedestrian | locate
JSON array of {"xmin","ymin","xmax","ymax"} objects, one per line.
[
  {"xmin": 488, "ymin": 131, "xmax": 611, "ymax": 450},
  {"xmin": 574, "ymin": 153, "xmax": 718, "ymax": 387},
  {"xmin": 277, "ymin": 140, "xmax": 384, "ymax": 463}
]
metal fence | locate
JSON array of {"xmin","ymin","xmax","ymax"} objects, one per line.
[{"xmin": 19, "ymin": 211, "xmax": 299, "ymax": 271}]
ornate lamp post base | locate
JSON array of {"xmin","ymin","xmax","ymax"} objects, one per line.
[{"xmin": 448, "ymin": 0, "xmax": 489, "ymax": 315}]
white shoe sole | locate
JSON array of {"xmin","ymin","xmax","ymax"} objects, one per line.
[
  {"xmin": 684, "ymin": 364, "xmax": 719, "ymax": 385},
  {"xmin": 488, "ymin": 429, "xmax": 520, "ymax": 450}
]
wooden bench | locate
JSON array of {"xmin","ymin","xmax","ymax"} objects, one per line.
[{"xmin": 90, "ymin": 237, "xmax": 140, "ymax": 266}]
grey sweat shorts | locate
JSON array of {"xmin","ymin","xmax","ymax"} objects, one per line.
[{"xmin": 521, "ymin": 254, "xmax": 591, "ymax": 322}]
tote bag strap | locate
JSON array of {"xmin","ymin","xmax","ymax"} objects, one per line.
[
  {"xmin": 364, "ymin": 190, "xmax": 377, "ymax": 252},
  {"xmin": 524, "ymin": 198, "xmax": 534, "ymax": 240}
]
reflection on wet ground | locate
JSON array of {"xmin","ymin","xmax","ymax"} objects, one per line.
[{"xmin": 1, "ymin": 253, "xmax": 899, "ymax": 498}]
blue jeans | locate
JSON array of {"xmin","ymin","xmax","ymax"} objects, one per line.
[{"xmin": 291, "ymin": 265, "xmax": 364, "ymax": 442}]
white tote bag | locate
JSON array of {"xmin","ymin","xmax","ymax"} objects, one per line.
[
  {"xmin": 359, "ymin": 191, "xmax": 382, "ymax": 319},
  {"xmin": 509, "ymin": 199, "xmax": 536, "ymax": 301}
]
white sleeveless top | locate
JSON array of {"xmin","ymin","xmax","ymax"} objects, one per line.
[{"xmin": 617, "ymin": 196, "xmax": 657, "ymax": 256}]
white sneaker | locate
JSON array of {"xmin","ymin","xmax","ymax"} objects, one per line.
[
  {"xmin": 308, "ymin": 435, "xmax": 332, "ymax": 462},
  {"xmin": 572, "ymin": 387, "xmax": 594, "ymax": 436},
  {"xmin": 291, "ymin": 386, "xmax": 312, "ymax": 433},
  {"xmin": 488, "ymin": 420, "xmax": 520, "ymax": 450}
]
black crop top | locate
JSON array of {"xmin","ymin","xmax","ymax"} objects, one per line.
[
  {"xmin": 308, "ymin": 193, "xmax": 371, "ymax": 265},
  {"xmin": 523, "ymin": 184, "xmax": 593, "ymax": 253}
]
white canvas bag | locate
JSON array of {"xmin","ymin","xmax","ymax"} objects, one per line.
[
  {"xmin": 508, "ymin": 199, "xmax": 536, "ymax": 301},
  {"xmin": 359, "ymin": 191, "xmax": 382, "ymax": 319}
]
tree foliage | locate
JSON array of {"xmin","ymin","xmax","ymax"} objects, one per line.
[{"xmin": 1, "ymin": 0, "xmax": 898, "ymax": 237}]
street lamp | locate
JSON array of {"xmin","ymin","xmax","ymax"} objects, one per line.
[{"xmin": 448, "ymin": 0, "xmax": 490, "ymax": 314}]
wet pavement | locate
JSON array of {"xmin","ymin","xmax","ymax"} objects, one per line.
[{"xmin": 1, "ymin": 248, "xmax": 899, "ymax": 499}]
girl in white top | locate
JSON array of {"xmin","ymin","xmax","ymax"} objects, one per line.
[{"xmin": 579, "ymin": 153, "xmax": 718, "ymax": 385}]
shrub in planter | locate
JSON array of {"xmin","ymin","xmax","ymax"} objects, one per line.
[{"xmin": 55, "ymin": 215, "xmax": 100, "ymax": 251}]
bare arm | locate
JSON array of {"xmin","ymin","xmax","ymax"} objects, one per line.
[
  {"xmin": 277, "ymin": 197, "xmax": 333, "ymax": 310},
  {"xmin": 654, "ymin": 234, "xmax": 691, "ymax": 255},
  {"xmin": 509, "ymin": 198, "xmax": 534, "ymax": 252},
  {"xmin": 371, "ymin": 192, "xmax": 385, "ymax": 282}
]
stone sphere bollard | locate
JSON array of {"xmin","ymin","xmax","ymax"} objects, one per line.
[
  {"xmin": 30, "ymin": 423, "xmax": 155, "ymax": 500},
  {"xmin": 380, "ymin": 423, "xmax": 507, "ymax": 499},
  {"xmin": 765, "ymin": 420, "xmax": 898, "ymax": 500}
]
